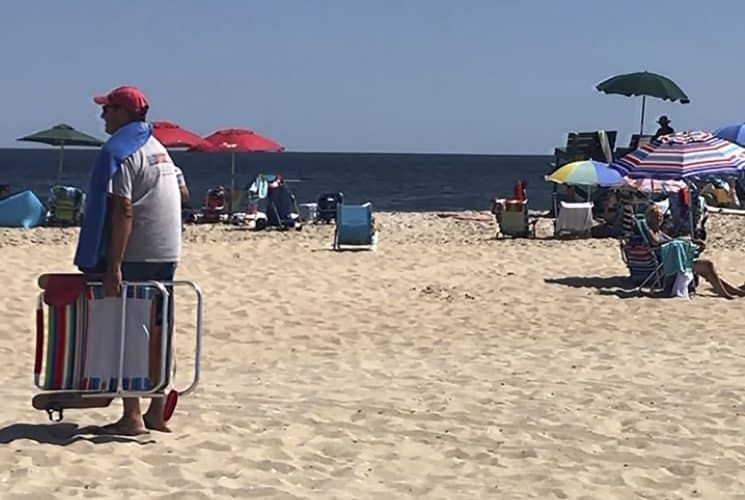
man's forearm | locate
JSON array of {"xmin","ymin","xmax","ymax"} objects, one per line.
[{"xmin": 107, "ymin": 197, "xmax": 133, "ymax": 269}]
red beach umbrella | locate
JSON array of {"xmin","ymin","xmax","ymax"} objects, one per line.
[
  {"xmin": 152, "ymin": 121, "xmax": 204, "ymax": 149},
  {"xmin": 189, "ymin": 128, "xmax": 284, "ymax": 197},
  {"xmin": 201, "ymin": 128, "xmax": 284, "ymax": 153}
]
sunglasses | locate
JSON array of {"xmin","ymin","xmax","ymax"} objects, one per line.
[{"xmin": 102, "ymin": 104, "xmax": 120, "ymax": 113}]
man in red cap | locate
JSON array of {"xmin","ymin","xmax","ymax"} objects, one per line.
[
  {"xmin": 89, "ymin": 85, "xmax": 182, "ymax": 435},
  {"xmin": 93, "ymin": 85, "xmax": 150, "ymax": 131}
]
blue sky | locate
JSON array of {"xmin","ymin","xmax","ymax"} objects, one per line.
[{"xmin": 2, "ymin": 0, "xmax": 745, "ymax": 154}]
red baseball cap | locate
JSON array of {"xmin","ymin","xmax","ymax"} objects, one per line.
[{"xmin": 93, "ymin": 85, "xmax": 149, "ymax": 113}]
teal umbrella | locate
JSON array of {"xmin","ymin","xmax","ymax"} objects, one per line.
[
  {"xmin": 17, "ymin": 124, "xmax": 103, "ymax": 184},
  {"xmin": 596, "ymin": 71, "xmax": 690, "ymax": 135}
]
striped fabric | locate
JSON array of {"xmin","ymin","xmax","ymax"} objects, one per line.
[
  {"xmin": 623, "ymin": 243, "xmax": 661, "ymax": 286},
  {"xmin": 41, "ymin": 285, "xmax": 158, "ymax": 392},
  {"xmin": 612, "ymin": 131, "xmax": 745, "ymax": 179},
  {"xmin": 621, "ymin": 203, "xmax": 636, "ymax": 234},
  {"xmin": 43, "ymin": 292, "xmax": 89, "ymax": 390}
]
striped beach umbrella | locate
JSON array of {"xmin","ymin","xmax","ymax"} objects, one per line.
[
  {"xmin": 547, "ymin": 160, "xmax": 624, "ymax": 187},
  {"xmin": 611, "ymin": 130, "xmax": 745, "ymax": 180},
  {"xmin": 621, "ymin": 177, "xmax": 687, "ymax": 194}
]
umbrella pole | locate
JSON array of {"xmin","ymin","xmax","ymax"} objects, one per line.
[
  {"xmin": 230, "ymin": 152, "xmax": 236, "ymax": 215},
  {"xmin": 639, "ymin": 95, "xmax": 646, "ymax": 135},
  {"xmin": 687, "ymin": 181, "xmax": 695, "ymax": 237},
  {"xmin": 57, "ymin": 143, "xmax": 65, "ymax": 185}
]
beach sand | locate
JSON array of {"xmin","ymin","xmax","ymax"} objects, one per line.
[{"xmin": 1, "ymin": 212, "xmax": 745, "ymax": 499}]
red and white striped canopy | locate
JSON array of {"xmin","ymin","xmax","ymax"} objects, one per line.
[{"xmin": 611, "ymin": 130, "xmax": 745, "ymax": 179}]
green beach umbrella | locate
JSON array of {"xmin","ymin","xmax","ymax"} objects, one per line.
[
  {"xmin": 17, "ymin": 123, "xmax": 103, "ymax": 184},
  {"xmin": 596, "ymin": 71, "xmax": 690, "ymax": 135}
]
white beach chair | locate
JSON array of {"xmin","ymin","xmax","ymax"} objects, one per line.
[{"xmin": 555, "ymin": 201, "xmax": 594, "ymax": 237}]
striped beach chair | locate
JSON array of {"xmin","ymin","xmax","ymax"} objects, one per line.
[
  {"xmin": 33, "ymin": 273, "xmax": 203, "ymax": 421},
  {"xmin": 619, "ymin": 217, "xmax": 664, "ymax": 292}
]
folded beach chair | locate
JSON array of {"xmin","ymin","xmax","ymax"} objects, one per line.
[
  {"xmin": 555, "ymin": 201, "xmax": 594, "ymax": 237},
  {"xmin": 32, "ymin": 273, "xmax": 203, "ymax": 421},
  {"xmin": 333, "ymin": 202, "xmax": 377, "ymax": 250},
  {"xmin": 496, "ymin": 199, "xmax": 537, "ymax": 238},
  {"xmin": 47, "ymin": 185, "xmax": 85, "ymax": 226}
]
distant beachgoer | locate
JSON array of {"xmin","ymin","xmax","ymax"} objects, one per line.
[
  {"xmin": 0, "ymin": 184, "xmax": 10, "ymax": 198},
  {"xmin": 513, "ymin": 179, "xmax": 527, "ymax": 201},
  {"xmin": 654, "ymin": 115, "xmax": 674, "ymax": 138},
  {"xmin": 74, "ymin": 85, "xmax": 182, "ymax": 435},
  {"xmin": 645, "ymin": 205, "xmax": 744, "ymax": 298}
]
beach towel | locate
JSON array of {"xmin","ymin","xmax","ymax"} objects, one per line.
[
  {"xmin": 74, "ymin": 122, "xmax": 152, "ymax": 270},
  {"xmin": 660, "ymin": 239, "xmax": 696, "ymax": 276},
  {"xmin": 248, "ymin": 174, "xmax": 270, "ymax": 200}
]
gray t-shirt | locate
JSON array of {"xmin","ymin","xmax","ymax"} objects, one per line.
[{"xmin": 111, "ymin": 136, "xmax": 182, "ymax": 262}]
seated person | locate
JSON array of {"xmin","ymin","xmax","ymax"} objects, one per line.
[
  {"xmin": 645, "ymin": 205, "xmax": 745, "ymax": 299},
  {"xmin": 644, "ymin": 205, "xmax": 675, "ymax": 246}
]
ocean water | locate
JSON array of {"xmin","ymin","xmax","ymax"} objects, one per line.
[{"xmin": 0, "ymin": 149, "xmax": 556, "ymax": 211}]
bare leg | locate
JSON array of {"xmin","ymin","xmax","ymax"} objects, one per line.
[
  {"xmin": 693, "ymin": 260, "xmax": 744, "ymax": 299},
  {"xmin": 143, "ymin": 314, "xmax": 172, "ymax": 432},
  {"xmin": 101, "ymin": 397, "xmax": 147, "ymax": 435},
  {"xmin": 144, "ymin": 398, "xmax": 171, "ymax": 432},
  {"xmin": 721, "ymin": 280, "xmax": 745, "ymax": 297}
]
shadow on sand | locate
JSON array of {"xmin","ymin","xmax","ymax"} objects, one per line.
[
  {"xmin": 544, "ymin": 275, "xmax": 671, "ymax": 299},
  {"xmin": 0, "ymin": 422, "xmax": 155, "ymax": 446}
]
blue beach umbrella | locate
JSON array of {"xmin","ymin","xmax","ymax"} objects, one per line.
[
  {"xmin": 547, "ymin": 160, "xmax": 624, "ymax": 187},
  {"xmin": 714, "ymin": 122, "xmax": 745, "ymax": 147}
]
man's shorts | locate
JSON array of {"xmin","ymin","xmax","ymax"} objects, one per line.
[
  {"xmin": 121, "ymin": 262, "xmax": 177, "ymax": 328},
  {"xmin": 81, "ymin": 261, "xmax": 177, "ymax": 326},
  {"xmin": 121, "ymin": 261, "xmax": 176, "ymax": 282}
]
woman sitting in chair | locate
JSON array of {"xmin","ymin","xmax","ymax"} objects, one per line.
[{"xmin": 645, "ymin": 205, "xmax": 745, "ymax": 299}]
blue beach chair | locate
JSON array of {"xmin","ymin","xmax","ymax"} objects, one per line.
[{"xmin": 333, "ymin": 202, "xmax": 377, "ymax": 250}]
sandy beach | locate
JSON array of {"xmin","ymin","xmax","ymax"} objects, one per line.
[{"xmin": 1, "ymin": 212, "xmax": 745, "ymax": 499}]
